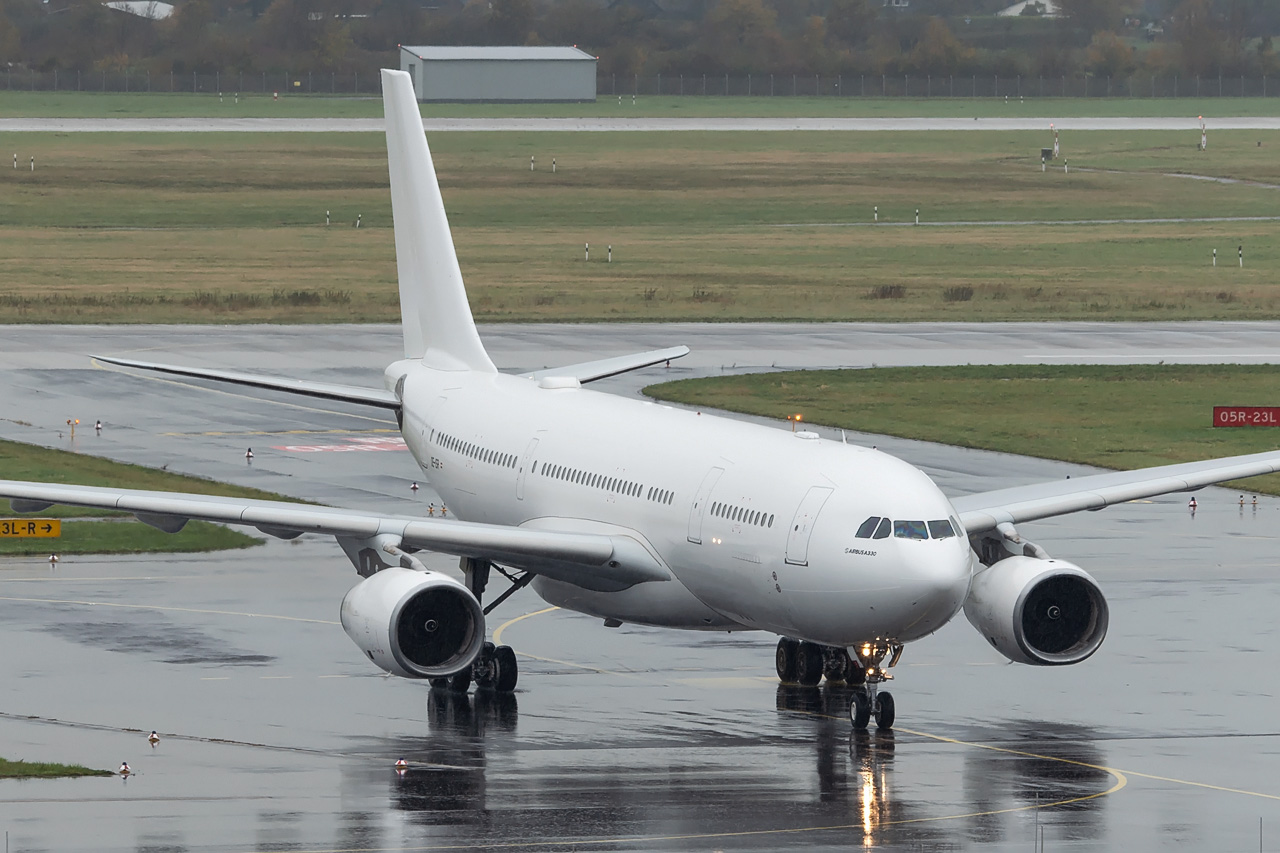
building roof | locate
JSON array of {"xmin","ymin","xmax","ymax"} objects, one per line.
[
  {"xmin": 400, "ymin": 46, "xmax": 596, "ymax": 62},
  {"xmin": 103, "ymin": 0, "xmax": 174, "ymax": 19}
]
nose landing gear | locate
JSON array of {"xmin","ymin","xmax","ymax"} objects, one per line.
[
  {"xmin": 775, "ymin": 636, "xmax": 902, "ymax": 729},
  {"xmin": 849, "ymin": 640, "xmax": 902, "ymax": 731}
]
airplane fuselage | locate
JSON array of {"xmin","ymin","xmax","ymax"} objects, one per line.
[{"xmin": 391, "ymin": 359, "xmax": 975, "ymax": 648}]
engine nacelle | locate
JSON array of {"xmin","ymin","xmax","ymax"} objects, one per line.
[
  {"xmin": 340, "ymin": 567, "xmax": 485, "ymax": 679},
  {"xmin": 963, "ymin": 556, "xmax": 1108, "ymax": 665}
]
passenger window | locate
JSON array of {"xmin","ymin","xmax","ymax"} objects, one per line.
[
  {"xmin": 894, "ymin": 520, "xmax": 929, "ymax": 540},
  {"xmin": 872, "ymin": 518, "xmax": 892, "ymax": 539},
  {"xmin": 855, "ymin": 516, "xmax": 880, "ymax": 538},
  {"xmin": 927, "ymin": 519, "xmax": 955, "ymax": 539}
]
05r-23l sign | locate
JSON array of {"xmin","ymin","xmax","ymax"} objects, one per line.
[
  {"xmin": 1214, "ymin": 406, "xmax": 1280, "ymax": 427},
  {"xmin": 0, "ymin": 519, "xmax": 61, "ymax": 537}
]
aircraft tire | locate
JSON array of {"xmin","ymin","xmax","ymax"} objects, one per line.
[
  {"xmin": 473, "ymin": 642, "xmax": 498, "ymax": 689},
  {"xmin": 850, "ymin": 690, "xmax": 872, "ymax": 729},
  {"xmin": 494, "ymin": 645, "xmax": 518, "ymax": 692},
  {"xmin": 875, "ymin": 692, "xmax": 896, "ymax": 730},
  {"xmin": 775, "ymin": 637, "xmax": 799, "ymax": 683},
  {"xmin": 796, "ymin": 641, "xmax": 824, "ymax": 686},
  {"xmin": 448, "ymin": 667, "xmax": 472, "ymax": 693}
]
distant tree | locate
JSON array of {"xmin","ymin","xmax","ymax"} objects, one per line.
[
  {"xmin": 1085, "ymin": 30, "xmax": 1135, "ymax": 75},
  {"xmin": 1170, "ymin": 0, "xmax": 1226, "ymax": 74},
  {"xmin": 0, "ymin": 3, "xmax": 20, "ymax": 62},
  {"xmin": 796, "ymin": 14, "xmax": 833, "ymax": 71},
  {"xmin": 825, "ymin": 0, "xmax": 876, "ymax": 47},
  {"xmin": 487, "ymin": 0, "xmax": 535, "ymax": 44},
  {"xmin": 907, "ymin": 17, "xmax": 972, "ymax": 74},
  {"xmin": 1056, "ymin": 0, "xmax": 1131, "ymax": 34},
  {"xmin": 699, "ymin": 0, "xmax": 780, "ymax": 69}
]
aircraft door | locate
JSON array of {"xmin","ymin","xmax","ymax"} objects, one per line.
[
  {"xmin": 785, "ymin": 486, "xmax": 834, "ymax": 566},
  {"xmin": 686, "ymin": 466, "xmax": 725, "ymax": 544},
  {"xmin": 517, "ymin": 436, "xmax": 540, "ymax": 500}
]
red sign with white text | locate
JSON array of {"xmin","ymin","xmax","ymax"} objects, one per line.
[{"xmin": 1213, "ymin": 407, "xmax": 1280, "ymax": 427}]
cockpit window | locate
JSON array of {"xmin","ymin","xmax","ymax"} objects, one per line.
[
  {"xmin": 855, "ymin": 516, "xmax": 881, "ymax": 538},
  {"xmin": 893, "ymin": 520, "xmax": 929, "ymax": 540},
  {"xmin": 872, "ymin": 518, "xmax": 892, "ymax": 539},
  {"xmin": 927, "ymin": 519, "xmax": 955, "ymax": 539}
]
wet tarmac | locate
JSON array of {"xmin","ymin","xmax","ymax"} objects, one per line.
[{"xmin": 3, "ymin": 323, "xmax": 1280, "ymax": 851}]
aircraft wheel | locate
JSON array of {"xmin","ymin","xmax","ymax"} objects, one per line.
[
  {"xmin": 796, "ymin": 641, "xmax": 824, "ymax": 686},
  {"xmin": 875, "ymin": 692, "xmax": 896, "ymax": 731},
  {"xmin": 775, "ymin": 637, "xmax": 799, "ymax": 683},
  {"xmin": 494, "ymin": 645, "xmax": 519, "ymax": 693},
  {"xmin": 448, "ymin": 667, "xmax": 472, "ymax": 693},
  {"xmin": 850, "ymin": 690, "xmax": 872, "ymax": 730},
  {"xmin": 824, "ymin": 648, "xmax": 857, "ymax": 684},
  {"xmin": 472, "ymin": 642, "xmax": 497, "ymax": 690},
  {"xmin": 846, "ymin": 660, "xmax": 867, "ymax": 686},
  {"xmin": 429, "ymin": 677, "xmax": 449, "ymax": 690}
]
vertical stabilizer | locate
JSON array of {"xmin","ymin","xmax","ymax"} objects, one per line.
[{"xmin": 382, "ymin": 69, "xmax": 496, "ymax": 372}]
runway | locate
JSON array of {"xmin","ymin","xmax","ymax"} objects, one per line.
[
  {"xmin": 3, "ymin": 116, "xmax": 1280, "ymax": 133},
  {"xmin": 3, "ymin": 323, "xmax": 1280, "ymax": 851}
]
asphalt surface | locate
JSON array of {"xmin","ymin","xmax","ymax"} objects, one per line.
[
  {"xmin": 4, "ymin": 116, "xmax": 1280, "ymax": 132},
  {"xmin": 3, "ymin": 323, "xmax": 1280, "ymax": 852}
]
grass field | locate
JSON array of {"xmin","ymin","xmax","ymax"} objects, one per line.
[
  {"xmin": 0, "ymin": 519, "xmax": 261, "ymax": 556},
  {"xmin": 644, "ymin": 364, "xmax": 1280, "ymax": 494},
  {"xmin": 3, "ymin": 128, "xmax": 1280, "ymax": 323},
  {"xmin": 0, "ymin": 437, "xmax": 295, "ymax": 554},
  {"xmin": 3, "ymin": 91, "xmax": 1280, "ymax": 119},
  {"xmin": 0, "ymin": 758, "xmax": 113, "ymax": 778}
]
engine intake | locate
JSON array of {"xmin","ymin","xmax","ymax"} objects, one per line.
[
  {"xmin": 963, "ymin": 556, "xmax": 1108, "ymax": 666},
  {"xmin": 340, "ymin": 567, "xmax": 484, "ymax": 679}
]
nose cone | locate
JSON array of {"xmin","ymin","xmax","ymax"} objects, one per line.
[{"xmin": 895, "ymin": 540, "xmax": 973, "ymax": 641}]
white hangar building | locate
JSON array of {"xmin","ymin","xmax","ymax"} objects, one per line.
[{"xmin": 398, "ymin": 46, "xmax": 597, "ymax": 102}]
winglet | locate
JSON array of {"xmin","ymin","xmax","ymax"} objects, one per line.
[{"xmin": 382, "ymin": 69, "xmax": 496, "ymax": 373}]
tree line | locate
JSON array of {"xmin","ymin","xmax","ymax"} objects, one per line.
[{"xmin": 1, "ymin": 0, "xmax": 1278, "ymax": 85}]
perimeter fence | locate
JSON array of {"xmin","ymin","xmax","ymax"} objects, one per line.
[
  {"xmin": 601, "ymin": 73, "xmax": 1280, "ymax": 98},
  {"xmin": 7, "ymin": 68, "xmax": 1280, "ymax": 99}
]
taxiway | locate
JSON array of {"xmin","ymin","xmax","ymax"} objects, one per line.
[{"xmin": 2, "ymin": 323, "xmax": 1279, "ymax": 852}]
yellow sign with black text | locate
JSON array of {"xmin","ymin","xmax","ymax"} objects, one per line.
[{"xmin": 0, "ymin": 519, "xmax": 61, "ymax": 538}]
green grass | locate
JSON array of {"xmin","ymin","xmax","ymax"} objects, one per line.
[
  {"xmin": 0, "ymin": 519, "xmax": 261, "ymax": 556},
  {"xmin": 0, "ymin": 757, "xmax": 113, "ymax": 778},
  {"xmin": 2, "ymin": 90, "xmax": 1279, "ymax": 118},
  {"xmin": 644, "ymin": 364, "xmax": 1280, "ymax": 494},
  {"xmin": 0, "ymin": 436, "xmax": 300, "ymax": 554},
  {"xmin": 3, "ymin": 128, "xmax": 1280, "ymax": 322},
  {"xmin": 0, "ymin": 437, "xmax": 302, "ymax": 503}
]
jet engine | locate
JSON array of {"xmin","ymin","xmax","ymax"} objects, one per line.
[
  {"xmin": 963, "ymin": 556, "xmax": 1108, "ymax": 665},
  {"xmin": 340, "ymin": 567, "xmax": 485, "ymax": 679}
]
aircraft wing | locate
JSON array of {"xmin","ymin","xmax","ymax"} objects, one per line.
[
  {"xmin": 93, "ymin": 356, "xmax": 401, "ymax": 410},
  {"xmin": 523, "ymin": 346, "xmax": 690, "ymax": 384},
  {"xmin": 0, "ymin": 480, "xmax": 670, "ymax": 589},
  {"xmin": 952, "ymin": 448, "xmax": 1280, "ymax": 533}
]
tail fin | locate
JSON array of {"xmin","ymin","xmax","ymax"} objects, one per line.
[{"xmin": 382, "ymin": 69, "xmax": 496, "ymax": 373}]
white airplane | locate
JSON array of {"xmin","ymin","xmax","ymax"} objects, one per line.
[{"xmin": 5, "ymin": 69, "xmax": 1280, "ymax": 730}]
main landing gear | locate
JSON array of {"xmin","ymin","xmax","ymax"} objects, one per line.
[
  {"xmin": 775, "ymin": 637, "xmax": 903, "ymax": 731},
  {"xmin": 430, "ymin": 558, "xmax": 529, "ymax": 695}
]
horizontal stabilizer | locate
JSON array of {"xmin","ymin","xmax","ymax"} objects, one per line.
[
  {"xmin": 523, "ymin": 346, "xmax": 690, "ymax": 385},
  {"xmin": 94, "ymin": 356, "xmax": 401, "ymax": 410}
]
